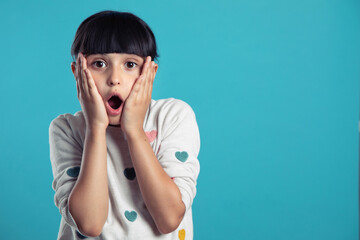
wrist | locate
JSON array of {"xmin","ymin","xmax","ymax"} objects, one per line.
[
  {"xmin": 85, "ymin": 119, "xmax": 108, "ymax": 132},
  {"xmin": 124, "ymin": 127, "xmax": 146, "ymax": 141},
  {"xmin": 86, "ymin": 125, "xmax": 107, "ymax": 137}
]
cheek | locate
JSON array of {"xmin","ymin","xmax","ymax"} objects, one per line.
[
  {"xmin": 123, "ymin": 76, "xmax": 139, "ymax": 98},
  {"xmin": 129, "ymin": 67, "xmax": 142, "ymax": 78},
  {"xmin": 91, "ymin": 77, "xmax": 101, "ymax": 89},
  {"xmin": 88, "ymin": 71, "xmax": 102, "ymax": 86},
  {"xmin": 127, "ymin": 71, "xmax": 140, "ymax": 85},
  {"xmin": 136, "ymin": 68, "xmax": 142, "ymax": 77}
]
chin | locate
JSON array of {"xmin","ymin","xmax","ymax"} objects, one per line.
[{"xmin": 108, "ymin": 115, "xmax": 121, "ymax": 126}]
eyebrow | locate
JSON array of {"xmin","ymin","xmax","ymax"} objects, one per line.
[
  {"xmin": 89, "ymin": 53, "xmax": 107, "ymax": 57},
  {"xmin": 87, "ymin": 53, "xmax": 144, "ymax": 63}
]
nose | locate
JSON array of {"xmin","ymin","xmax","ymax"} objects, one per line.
[{"xmin": 107, "ymin": 67, "xmax": 122, "ymax": 86}]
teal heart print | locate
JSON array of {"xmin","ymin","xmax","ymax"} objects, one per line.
[
  {"xmin": 76, "ymin": 231, "xmax": 87, "ymax": 239},
  {"xmin": 175, "ymin": 151, "xmax": 189, "ymax": 162},
  {"xmin": 125, "ymin": 210, "xmax": 137, "ymax": 222},
  {"xmin": 67, "ymin": 167, "xmax": 80, "ymax": 177},
  {"xmin": 123, "ymin": 167, "xmax": 136, "ymax": 180}
]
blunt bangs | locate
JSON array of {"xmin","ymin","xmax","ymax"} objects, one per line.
[{"xmin": 71, "ymin": 11, "xmax": 158, "ymax": 61}]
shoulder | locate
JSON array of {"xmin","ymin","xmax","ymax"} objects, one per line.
[
  {"xmin": 149, "ymin": 98, "xmax": 196, "ymax": 119},
  {"xmin": 145, "ymin": 98, "xmax": 199, "ymax": 136},
  {"xmin": 49, "ymin": 111, "xmax": 85, "ymax": 134}
]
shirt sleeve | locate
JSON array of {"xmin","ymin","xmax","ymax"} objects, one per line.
[
  {"xmin": 156, "ymin": 100, "xmax": 201, "ymax": 212},
  {"xmin": 49, "ymin": 115, "xmax": 88, "ymax": 237}
]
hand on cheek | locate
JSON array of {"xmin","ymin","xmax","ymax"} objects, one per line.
[
  {"xmin": 76, "ymin": 53, "xmax": 109, "ymax": 131},
  {"xmin": 121, "ymin": 56, "xmax": 157, "ymax": 135}
]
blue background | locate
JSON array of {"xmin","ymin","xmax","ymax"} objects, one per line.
[{"xmin": 0, "ymin": 0, "xmax": 359, "ymax": 239}]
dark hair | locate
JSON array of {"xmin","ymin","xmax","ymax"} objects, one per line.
[{"xmin": 71, "ymin": 11, "xmax": 158, "ymax": 61}]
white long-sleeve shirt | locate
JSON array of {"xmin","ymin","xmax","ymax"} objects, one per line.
[{"xmin": 49, "ymin": 98, "xmax": 200, "ymax": 240}]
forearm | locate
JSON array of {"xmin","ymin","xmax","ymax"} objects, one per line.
[
  {"xmin": 69, "ymin": 127, "xmax": 109, "ymax": 236},
  {"xmin": 126, "ymin": 130, "xmax": 185, "ymax": 234}
]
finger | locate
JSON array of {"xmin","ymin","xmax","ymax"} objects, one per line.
[
  {"xmin": 144, "ymin": 61, "xmax": 154, "ymax": 97},
  {"xmin": 128, "ymin": 56, "xmax": 150, "ymax": 102},
  {"xmin": 143, "ymin": 58, "xmax": 153, "ymax": 87},
  {"xmin": 75, "ymin": 54, "xmax": 80, "ymax": 79},
  {"xmin": 127, "ymin": 76, "xmax": 143, "ymax": 103},
  {"xmin": 139, "ymin": 56, "xmax": 151, "ymax": 80},
  {"xmin": 133, "ymin": 75, "xmax": 143, "ymax": 94},
  {"xmin": 80, "ymin": 55, "xmax": 89, "ymax": 95},
  {"xmin": 74, "ymin": 55, "xmax": 79, "ymax": 87},
  {"xmin": 77, "ymin": 54, "xmax": 85, "ymax": 95},
  {"xmin": 141, "ymin": 60, "xmax": 151, "ymax": 97},
  {"xmin": 84, "ymin": 69, "xmax": 98, "ymax": 97},
  {"xmin": 148, "ymin": 62, "xmax": 156, "ymax": 97},
  {"xmin": 150, "ymin": 62, "xmax": 156, "ymax": 82},
  {"xmin": 142, "ymin": 56, "xmax": 151, "ymax": 74},
  {"xmin": 135, "ymin": 58, "xmax": 149, "ymax": 97},
  {"xmin": 76, "ymin": 75, "xmax": 80, "ymax": 99},
  {"xmin": 151, "ymin": 63, "xmax": 157, "ymax": 84},
  {"xmin": 77, "ymin": 53, "xmax": 83, "ymax": 80}
]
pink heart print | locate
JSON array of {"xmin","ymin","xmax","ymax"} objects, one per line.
[{"xmin": 145, "ymin": 130, "xmax": 157, "ymax": 142}]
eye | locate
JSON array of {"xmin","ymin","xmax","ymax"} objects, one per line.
[
  {"xmin": 92, "ymin": 61, "xmax": 107, "ymax": 68},
  {"xmin": 125, "ymin": 61, "xmax": 137, "ymax": 69}
]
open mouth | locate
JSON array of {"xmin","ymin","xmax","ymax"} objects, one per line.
[{"xmin": 108, "ymin": 95, "xmax": 123, "ymax": 110}]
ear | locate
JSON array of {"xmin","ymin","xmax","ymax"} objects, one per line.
[
  {"xmin": 154, "ymin": 63, "xmax": 158, "ymax": 74},
  {"xmin": 71, "ymin": 62, "xmax": 77, "ymax": 79}
]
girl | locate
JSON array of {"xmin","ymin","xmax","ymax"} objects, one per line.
[{"xmin": 49, "ymin": 10, "xmax": 200, "ymax": 240}]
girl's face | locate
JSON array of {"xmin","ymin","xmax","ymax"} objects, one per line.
[{"xmin": 72, "ymin": 53, "xmax": 146, "ymax": 125}]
